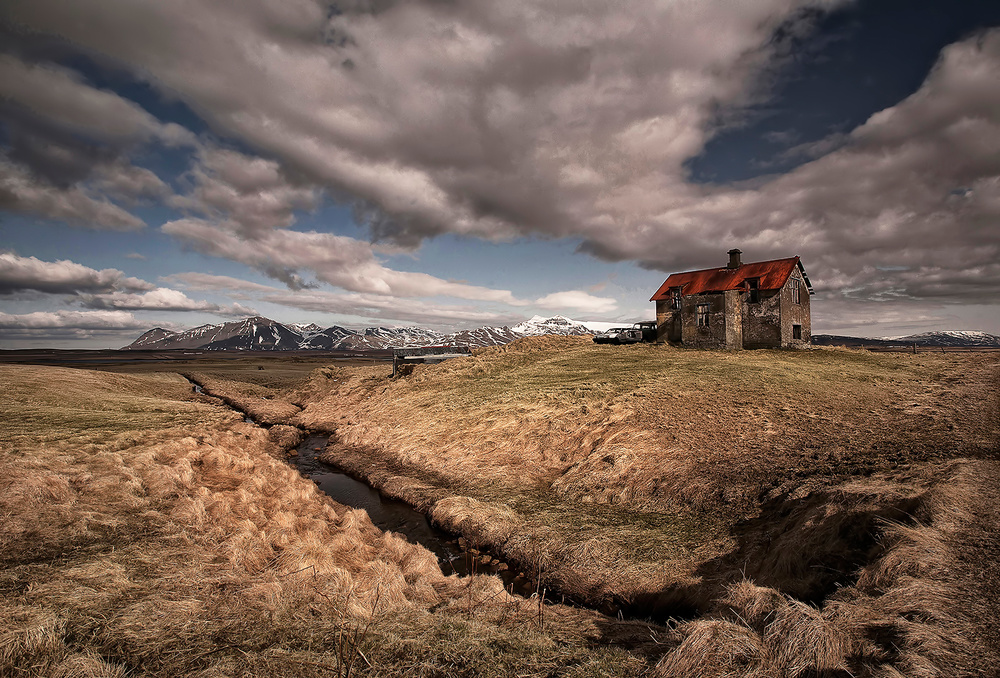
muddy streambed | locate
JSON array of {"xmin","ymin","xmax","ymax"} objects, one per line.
[{"xmin": 291, "ymin": 434, "xmax": 541, "ymax": 597}]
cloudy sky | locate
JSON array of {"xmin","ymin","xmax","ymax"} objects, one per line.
[{"xmin": 2, "ymin": 0, "xmax": 999, "ymax": 348}]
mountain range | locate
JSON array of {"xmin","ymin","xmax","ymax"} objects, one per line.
[
  {"xmin": 811, "ymin": 330, "xmax": 1000, "ymax": 348},
  {"xmin": 122, "ymin": 315, "xmax": 601, "ymax": 351},
  {"xmin": 124, "ymin": 316, "xmax": 1000, "ymax": 352}
]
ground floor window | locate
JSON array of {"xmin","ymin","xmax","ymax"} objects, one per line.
[
  {"xmin": 792, "ymin": 324, "xmax": 802, "ymax": 340},
  {"xmin": 696, "ymin": 304, "xmax": 710, "ymax": 327}
]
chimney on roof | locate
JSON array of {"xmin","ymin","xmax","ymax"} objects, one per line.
[{"xmin": 727, "ymin": 248, "xmax": 742, "ymax": 269}]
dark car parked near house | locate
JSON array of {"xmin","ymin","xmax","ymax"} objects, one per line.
[
  {"xmin": 593, "ymin": 322, "xmax": 656, "ymax": 345},
  {"xmin": 633, "ymin": 321, "xmax": 657, "ymax": 342}
]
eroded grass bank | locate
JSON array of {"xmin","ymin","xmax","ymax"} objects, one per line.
[
  {"xmin": 288, "ymin": 338, "xmax": 1000, "ymax": 674},
  {"xmin": 0, "ymin": 364, "xmax": 653, "ymax": 677}
]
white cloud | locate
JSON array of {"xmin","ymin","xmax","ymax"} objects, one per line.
[
  {"xmin": 168, "ymin": 146, "xmax": 319, "ymax": 236},
  {"xmin": 262, "ymin": 289, "xmax": 517, "ymax": 327},
  {"xmin": 162, "ymin": 272, "xmax": 279, "ymax": 293},
  {"xmin": 162, "ymin": 217, "xmax": 528, "ymax": 303},
  {"xmin": 534, "ymin": 290, "xmax": 618, "ymax": 314},
  {"xmin": 0, "ymin": 252, "xmax": 153, "ymax": 294},
  {"xmin": 0, "ymin": 309, "xmax": 147, "ymax": 330},
  {"xmin": 94, "ymin": 163, "xmax": 171, "ymax": 203},
  {"xmin": 78, "ymin": 287, "xmax": 257, "ymax": 316}
]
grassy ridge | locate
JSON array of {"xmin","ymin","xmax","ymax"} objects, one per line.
[
  {"xmin": 299, "ymin": 339, "xmax": 996, "ymax": 601},
  {"xmin": 294, "ymin": 338, "xmax": 1000, "ymax": 674},
  {"xmin": 0, "ymin": 364, "xmax": 652, "ymax": 677}
]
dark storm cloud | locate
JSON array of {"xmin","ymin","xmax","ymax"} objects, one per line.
[
  {"xmin": 3, "ymin": 0, "xmax": 1000, "ymax": 321},
  {"xmin": 0, "ymin": 158, "xmax": 147, "ymax": 230},
  {"xmin": 1, "ymin": 0, "xmax": 834, "ymax": 241},
  {"xmin": 0, "ymin": 51, "xmax": 187, "ymax": 229}
]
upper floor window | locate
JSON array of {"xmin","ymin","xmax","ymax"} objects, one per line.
[
  {"xmin": 791, "ymin": 278, "xmax": 801, "ymax": 304},
  {"xmin": 670, "ymin": 287, "xmax": 682, "ymax": 310},
  {"xmin": 747, "ymin": 278, "xmax": 759, "ymax": 303},
  {"xmin": 696, "ymin": 304, "xmax": 710, "ymax": 327}
]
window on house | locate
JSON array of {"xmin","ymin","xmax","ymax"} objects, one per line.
[
  {"xmin": 793, "ymin": 324, "xmax": 802, "ymax": 340},
  {"xmin": 747, "ymin": 278, "xmax": 759, "ymax": 303},
  {"xmin": 696, "ymin": 304, "xmax": 709, "ymax": 327},
  {"xmin": 671, "ymin": 287, "xmax": 682, "ymax": 310},
  {"xmin": 791, "ymin": 278, "xmax": 801, "ymax": 304}
]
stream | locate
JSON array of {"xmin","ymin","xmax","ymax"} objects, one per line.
[
  {"xmin": 290, "ymin": 433, "xmax": 541, "ymax": 597},
  {"xmin": 189, "ymin": 378, "xmax": 542, "ymax": 597}
]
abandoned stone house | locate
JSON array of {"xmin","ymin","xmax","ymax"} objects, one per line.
[{"xmin": 650, "ymin": 249, "xmax": 814, "ymax": 349}]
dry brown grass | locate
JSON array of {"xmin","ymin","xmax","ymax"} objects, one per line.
[
  {"xmin": 651, "ymin": 458, "xmax": 1000, "ymax": 677},
  {"xmin": 295, "ymin": 338, "xmax": 998, "ymax": 613},
  {"xmin": 10, "ymin": 340, "xmax": 994, "ymax": 677},
  {"xmin": 184, "ymin": 371, "xmax": 304, "ymax": 425},
  {"xmin": 0, "ymin": 364, "xmax": 651, "ymax": 677}
]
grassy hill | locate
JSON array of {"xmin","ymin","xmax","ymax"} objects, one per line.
[
  {"xmin": 290, "ymin": 337, "xmax": 1000, "ymax": 675},
  {"xmin": 3, "ymin": 339, "xmax": 998, "ymax": 677},
  {"xmin": 0, "ymin": 364, "xmax": 649, "ymax": 677}
]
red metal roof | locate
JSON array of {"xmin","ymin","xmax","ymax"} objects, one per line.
[{"xmin": 650, "ymin": 256, "xmax": 807, "ymax": 301}]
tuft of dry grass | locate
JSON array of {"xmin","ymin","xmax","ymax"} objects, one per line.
[{"xmin": 650, "ymin": 458, "xmax": 1000, "ymax": 677}]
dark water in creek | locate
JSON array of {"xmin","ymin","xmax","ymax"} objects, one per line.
[{"xmin": 290, "ymin": 434, "xmax": 541, "ymax": 597}]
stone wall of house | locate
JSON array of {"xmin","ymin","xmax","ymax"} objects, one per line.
[
  {"xmin": 655, "ymin": 299, "xmax": 682, "ymax": 343},
  {"xmin": 743, "ymin": 289, "xmax": 782, "ymax": 348},
  {"xmin": 779, "ymin": 272, "xmax": 811, "ymax": 346},
  {"xmin": 724, "ymin": 289, "xmax": 743, "ymax": 349},
  {"xmin": 681, "ymin": 293, "xmax": 728, "ymax": 348}
]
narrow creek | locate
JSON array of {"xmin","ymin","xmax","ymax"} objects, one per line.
[
  {"xmin": 188, "ymin": 377, "xmax": 542, "ymax": 599},
  {"xmin": 290, "ymin": 433, "xmax": 541, "ymax": 597}
]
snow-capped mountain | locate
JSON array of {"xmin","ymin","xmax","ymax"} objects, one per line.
[
  {"xmin": 444, "ymin": 326, "xmax": 520, "ymax": 348},
  {"xmin": 289, "ymin": 323, "xmax": 323, "ymax": 335},
  {"xmin": 122, "ymin": 314, "xmax": 614, "ymax": 351},
  {"xmin": 510, "ymin": 315, "xmax": 591, "ymax": 336},
  {"xmin": 127, "ymin": 317, "xmax": 307, "ymax": 351},
  {"xmin": 299, "ymin": 326, "xmax": 358, "ymax": 350},
  {"xmin": 812, "ymin": 331, "xmax": 1000, "ymax": 348},
  {"xmin": 890, "ymin": 331, "xmax": 1000, "ymax": 347},
  {"xmin": 127, "ymin": 327, "xmax": 177, "ymax": 349},
  {"xmin": 200, "ymin": 317, "xmax": 305, "ymax": 350},
  {"xmin": 365, "ymin": 326, "xmax": 445, "ymax": 346}
]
